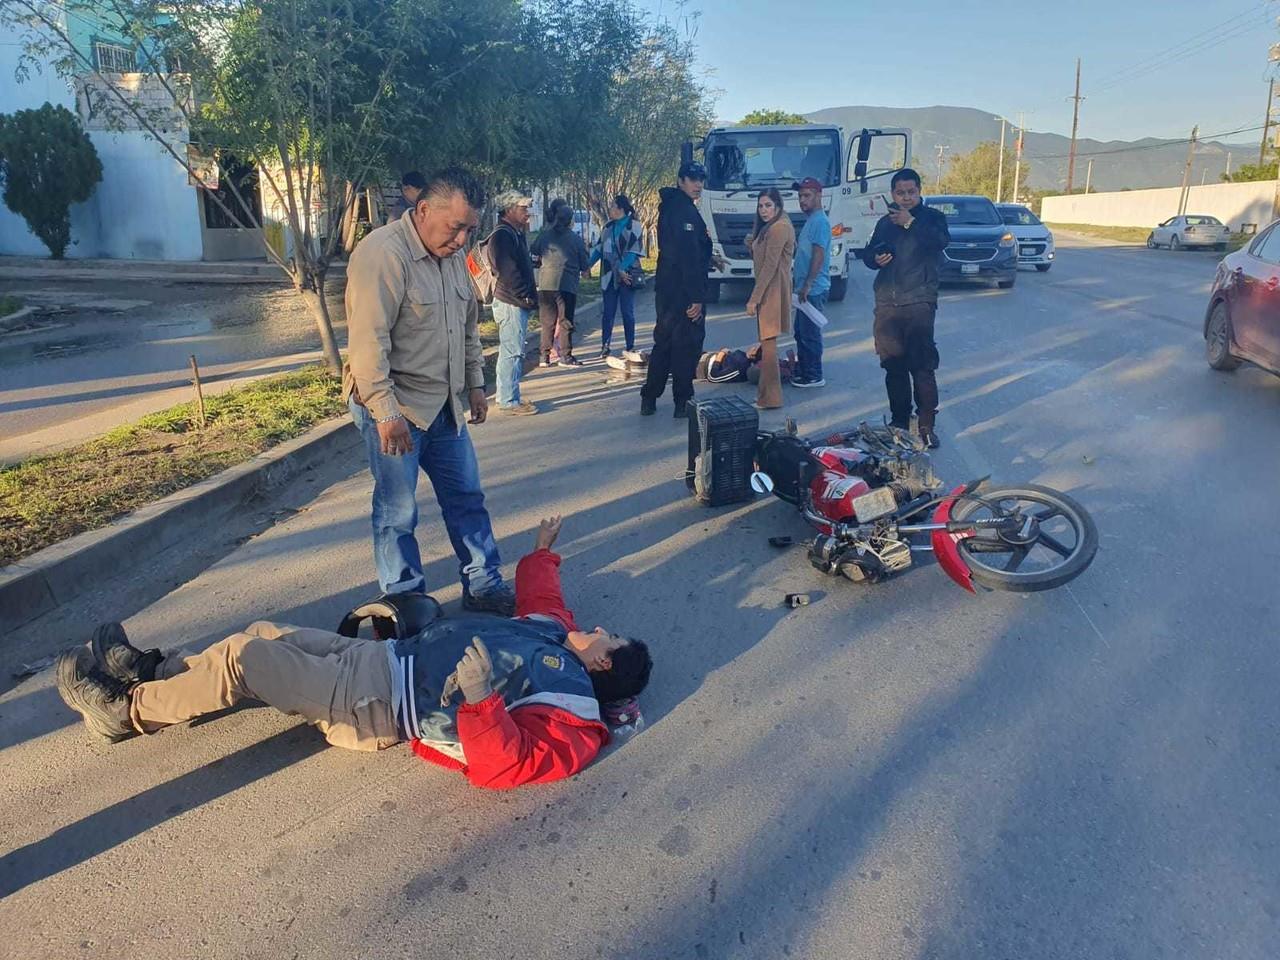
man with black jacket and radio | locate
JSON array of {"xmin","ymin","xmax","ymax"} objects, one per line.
[
  {"xmin": 490, "ymin": 189, "xmax": 539, "ymax": 415},
  {"xmin": 640, "ymin": 160, "xmax": 723, "ymax": 419},
  {"xmin": 860, "ymin": 168, "xmax": 951, "ymax": 448}
]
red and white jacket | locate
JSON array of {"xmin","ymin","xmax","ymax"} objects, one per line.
[{"xmin": 410, "ymin": 549, "xmax": 610, "ymax": 789}]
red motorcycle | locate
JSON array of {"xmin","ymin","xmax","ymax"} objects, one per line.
[{"xmin": 752, "ymin": 420, "xmax": 1097, "ymax": 593}]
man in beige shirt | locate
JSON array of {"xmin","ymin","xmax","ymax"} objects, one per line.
[{"xmin": 343, "ymin": 166, "xmax": 514, "ymax": 614}]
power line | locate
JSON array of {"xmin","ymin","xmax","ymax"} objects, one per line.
[
  {"xmin": 1089, "ymin": 3, "xmax": 1273, "ymax": 95},
  {"xmin": 1026, "ymin": 123, "xmax": 1265, "ymax": 161}
]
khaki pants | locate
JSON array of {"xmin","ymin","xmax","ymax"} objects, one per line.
[{"xmin": 129, "ymin": 621, "xmax": 400, "ymax": 752}]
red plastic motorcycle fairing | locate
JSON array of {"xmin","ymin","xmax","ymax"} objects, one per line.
[
  {"xmin": 808, "ymin": 469, "xmax": 872, "ymax": 525},
  {"xmin": 931, "ymin": 485, "xmax": 976, "ymax": 593}
]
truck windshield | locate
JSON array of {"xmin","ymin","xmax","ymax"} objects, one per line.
[{"xmin": 704, "ymin": 129, "xmax": 840, "ymax": 191}]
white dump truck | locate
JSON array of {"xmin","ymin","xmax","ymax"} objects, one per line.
[{"xmin": 683, "ymin": 123, "xmax": 912, "ymax": 303}]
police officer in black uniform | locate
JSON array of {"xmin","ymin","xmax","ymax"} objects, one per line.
[{"xmin": 640, "ymin": 161, "xmax": 721, "ymax": 419}]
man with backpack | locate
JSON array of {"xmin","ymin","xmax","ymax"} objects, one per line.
[{"xmin": 486, "ymin": 190, "xmax": 540, "ymax": 415}]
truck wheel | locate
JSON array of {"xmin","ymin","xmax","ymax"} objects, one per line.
[
  {"xmin": 705, "ymin": 280, "xmax": 721, "ymax": 304},
  {"xmin": 828, "ymin": 276, "xmax": 848, "ymax": 302}
]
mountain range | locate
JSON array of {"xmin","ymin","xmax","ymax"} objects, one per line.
[{"xmin": 803, "ymin": 105, "xmax": 1253, "ymax": 194}]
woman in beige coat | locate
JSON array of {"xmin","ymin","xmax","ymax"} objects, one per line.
[{"xmin": 745, "ymin": 187, "xmax": 795, "ymax": 409}]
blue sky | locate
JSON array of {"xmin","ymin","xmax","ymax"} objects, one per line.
[{"xmin": 640, "ymin": 0, "xmax": 1276, "ymax": 143}]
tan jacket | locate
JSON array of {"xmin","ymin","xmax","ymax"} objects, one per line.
[
  {"xmin": 342, "ymin": 211, "xmax": 484, "ymax": 432},
  {"xmin": 747, "ymin": 216, "xmax": 795, "ymax": 340}
]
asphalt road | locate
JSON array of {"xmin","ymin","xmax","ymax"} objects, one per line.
[
  {"xmin": 2, "ymin": 237, "xmax": 1278, "ymax": 959},
  {"xmin": 0, "ymin": 280, "xmax": 347, "ymax": 462}
]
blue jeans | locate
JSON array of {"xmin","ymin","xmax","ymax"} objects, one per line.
[
  {"xmin": 601, "ymin": 281, "xmax": 637, "ymax": 351},
  {"xmin": 793, "ymin": 290, "xmax": 828, "ymax": 380},
  {"xmin": 492, "ymin": 300, "xmax": 529, "ymax": 407},
  {"xmin": 349, "ymin": 397, "xmax": 503, "ymax": 597}
]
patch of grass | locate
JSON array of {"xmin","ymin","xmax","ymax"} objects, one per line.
[
  {"xmin": 0, "ymin": 295, "xmax": 22, "ymax": 318},
  {"xmin": 1049, "ymin": 222, "xmax": 1247, "ymax": 252},
  {"xmin": 1046, "ymin": 223, "xmax": 1153, "ymax": 244},
  {"xmin": 0, "ymin": 365, "xmax": 345, "ymax": 565}
]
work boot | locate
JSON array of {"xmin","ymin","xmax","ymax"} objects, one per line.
[
  {"xmin": 462, "ymin": 582, "xmax": 516, "ymax": 617},
  {"xmin": 91, "ymin": 621, "xmax": 163, "ymax": 684},
  {"xmin": 56, "ymin": 647, "xmax": 136, "ymax": 743},
  {"xmin": 673, "ymin": 401, "xmax": 689, "ymax": 419},
  {"xmin": 919, "ymin": 426, "xmax": 940, "ymax": 449},
  {"xmin": 640, "ymin": 396, "xmax": 656, "ymax": 417}
]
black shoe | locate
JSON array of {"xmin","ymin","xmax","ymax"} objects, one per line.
[
  {"xmin": 91, "ymin": 621, "xmax": 162, "ymax": 684},
  {"xmin": 640, "ymin": 397, "xmax": 656, "ymax": 416},
  {"xmin": 540, "ymin": 356, "xmax": 554, "ymax": 368},
  {"xmin": 557, "ymin": 355, "xmax": 584, "ymax": 367},
  {"xmin": 56, "ymin": 647, "xmax": 136, "ymax": 743},
  {"xmin": 792, "ymin": 376, "xmax": 826, "ymax": 389},
  {"xmin": 462, "ymin": 583, "xmax": 516, "ymax": 617},
  {"xmin": 599, "ymin": 346, "xmax": 612, "ymax": 359},
  {"xmin": 919, "ymin": 427, "xmax": 940, "ymax": 449},
  {"xmin": 673, "ymin": 402, "xmax": 689, "ymax": 419}
]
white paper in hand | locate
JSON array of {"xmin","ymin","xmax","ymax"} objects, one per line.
[{"xmin": 791, "ymin": 294, "xmax": 829, "ymax": 328}]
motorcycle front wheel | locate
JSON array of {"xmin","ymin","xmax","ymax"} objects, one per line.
[{"xmin": 949, "ymin": 485, "xmax": 1098, "ymax": 593}]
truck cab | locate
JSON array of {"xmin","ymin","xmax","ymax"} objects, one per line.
[{"xmin": 690, "ymin": 124, "xmax": 910, "ymax": 303}]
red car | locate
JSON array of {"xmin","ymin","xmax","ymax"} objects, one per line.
[{"xmin": 1205, "ymin": 222, "xmax": 1280, "ymax": 376}]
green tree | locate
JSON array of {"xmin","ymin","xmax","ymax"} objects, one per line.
[
  {"xmin": 569, "ymin": 15, "xmax": 715, "ymax": 235},
  {"xmin": 739, "ymin": 108, "xmax": 807, "ymax": 126},
  {"xmin": 936, "ymin": 140, "xmax": 1029, "ymax": 203},
  {"xmin": 1221, "ymin": 161, "xmax": 1278, "ymax": 182},
  {"xmin": 0, "ymin": 103, "xmax": 102, "ymax": 258},
  {"xmin": 2, "ymin": 0, "xmax": 521, "ymax": 372}
]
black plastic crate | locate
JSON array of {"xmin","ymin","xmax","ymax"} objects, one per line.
[{"xmin": 686, "ymin": 395, "xmax": 758, "ymax": 506}]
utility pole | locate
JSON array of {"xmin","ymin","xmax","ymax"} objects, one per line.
[
  {"xmin": 1085, "ymin": 158, "xmax": 1093, "ymax": 194},
  {"xmin": 1226, "ymin": 151, "xmax": 1233, "ymax": 179},
  {"xmin": 934, "ymin": 144, "xmax": 949, "ymax": 189},
  {"xmin": 996, "ymin": 117, "xmax": 1006, "ymax": 202},
  {"xmin": 1065, "ymin": 58, "xmax": 1085, "ymax": 193},
  {"xmin": 1260, "ymin": 78, "xmax": 1275, "ymax": 167},
  {"xmin": 1012, "ymin": 112, "xmax": 1025, "ymax": 203},
  {"xmin": 1178, "ymin": 125, "xmax": 1199, "ymax": 216}
]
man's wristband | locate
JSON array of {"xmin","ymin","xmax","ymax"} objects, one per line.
[{"xmin": 374, "ymin": 413, "xmax": 403, "ymax": 424}]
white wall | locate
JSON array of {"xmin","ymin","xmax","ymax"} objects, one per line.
[
  {"xmin": 81, "ymin": 131, "xmax": 203, "ymax": 260},
  {"xmin": 1042, "ymin": 180, "xmax": 1280, "ymax": 233}
]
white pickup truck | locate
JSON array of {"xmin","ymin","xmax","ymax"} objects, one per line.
[{"xmin": 685, "ymin": 123, "xmax": 912, "ymax": 303}]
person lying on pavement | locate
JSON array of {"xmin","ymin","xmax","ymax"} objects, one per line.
[{"xmin": 55, "ymin": 517, "xmax": 653, "ymax": 790}]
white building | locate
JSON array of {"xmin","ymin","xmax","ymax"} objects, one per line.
[{"xmin": 0, "ymin": 14, "xmax": 262, "ymax": 261}]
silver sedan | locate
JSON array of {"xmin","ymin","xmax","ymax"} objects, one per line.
[{"xmin": 1148, "ymin": 215, "xmax": 1231, "ymax": 251}]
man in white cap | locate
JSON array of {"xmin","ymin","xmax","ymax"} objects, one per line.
[{"xmin": 489, "ymin": 189, "xmax": 540, "ymax": 415}]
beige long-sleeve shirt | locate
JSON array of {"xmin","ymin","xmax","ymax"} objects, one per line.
[{"xmin": 342, "ymin": 211, "xmax": 484, "ymax": 432}]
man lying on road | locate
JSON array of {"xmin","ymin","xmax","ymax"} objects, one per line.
[{"xmin": 55, "ymin": 518, "xmax": 652, "ymax": 789}]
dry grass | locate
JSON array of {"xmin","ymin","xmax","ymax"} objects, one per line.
[{"xmin": 0, "ymin": 365, "xmax": 345, "ymax": 565}]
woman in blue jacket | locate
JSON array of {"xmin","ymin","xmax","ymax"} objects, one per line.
[{"xmin": 590, "ymin": 194, "xmax": 644, "ymax": 357}]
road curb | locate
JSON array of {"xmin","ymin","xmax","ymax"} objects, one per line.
[
  {"xmin": 0, "ymin": 296, "xmax": 603, "ymax": 637},
  {"xmin": 0, "ymin": 417, "xmax": 362, "ymax": 637}
]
